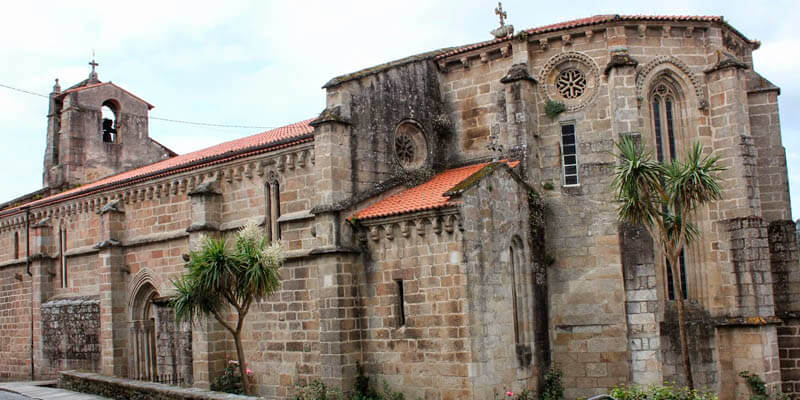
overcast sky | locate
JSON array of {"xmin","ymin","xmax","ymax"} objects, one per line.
[{"xmin": 1, "ymin": 1, "xmax": 798, "ymax": 217}]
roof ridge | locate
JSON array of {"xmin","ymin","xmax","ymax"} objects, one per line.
[{"xmin": 0, "ymin": 118, "xmax": 315, "ymax": 216}]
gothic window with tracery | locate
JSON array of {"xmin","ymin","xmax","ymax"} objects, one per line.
[
  {"xmin": 650, "ymin": 80, "xmax": 688, "ymax": 300},
  {"xmin": 556, "ymin": 69, "xmax": 587, "ymax": 99}
]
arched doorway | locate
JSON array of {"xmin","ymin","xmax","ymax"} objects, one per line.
[{"xmin": 130, "ymin": 282, "xmax": 159, "ymax": 380}]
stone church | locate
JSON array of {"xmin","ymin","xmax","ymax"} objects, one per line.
[{"xmin": 0, "ymin": 13, "xmax": 797, "ymax": 400}]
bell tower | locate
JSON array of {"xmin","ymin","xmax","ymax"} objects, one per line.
[{"xmin": 43, "ymin": 59, "xmax": 175, "ymax": 190}]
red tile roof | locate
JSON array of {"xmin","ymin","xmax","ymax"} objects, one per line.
[
  {"xmin": 435, "ymin": 15, "xmax": 729, "ymax": 60},
  {"xmin": 59, "ymin": 81, "xmax": 156, "ymax": 109},
  {"xmin": 0, "ymin": 119, "xmax": 314, "ymax": 216},
  {"xmin": 355, "ymin": 160, "xmax": 519, "ymax": 220}
]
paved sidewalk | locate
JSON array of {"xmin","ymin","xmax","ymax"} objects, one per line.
[{"xmin": 0, "ymin": 381, "xmax": 109, "ymax": 400}]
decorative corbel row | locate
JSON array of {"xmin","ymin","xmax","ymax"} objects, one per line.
[{"xmin": 359, "ymin": 212, "xmax": 463, "ymax": 243}]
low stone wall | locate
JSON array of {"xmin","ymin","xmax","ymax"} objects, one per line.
[
  {"xmin": 59, "ymin": 371, "xmax": 259, "ymax": 400},
  {"xmin": 41, "ymin": 296, "xmax": 101, "ymax": 373}
]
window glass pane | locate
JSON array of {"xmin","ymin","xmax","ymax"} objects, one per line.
[
  {"xmin": 562, "ymin": 144, "xmax": 576, "ymax": 155},
  {"xmin": 652, "ymin": 98, "xmax": 664, "ymax": 162},
  {"xmin": 666, "ymin": 98, "xmax": 676, "ymax": 161},
  {"xmin": 561, "ymin": 124, "xmax": 575, "ymax": 135},
  {"xmin": 562, "ymin": 134, "xmax": 575, "ymax": 145},
  {"xmin": 565, "ymin": 165, "xmax": 577, "ymax": 175},
  {"xmin": 564, "ymin": 155, "xmax": 576, "ymax": 165},
  {"xmin": 565, "ymin": 175, "xmax": 578, "ymax": 185}
]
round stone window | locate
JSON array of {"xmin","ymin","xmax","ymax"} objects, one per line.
[
  {"xmin": 540, "ymin": 52, "xmax": 600, "ymax": 112},
  {"xmin": 394, "ymin": 121, "xmax": 427, "ymax": 170},
  {"xmin": 556, "ymin": 69, "xmax": 586, "ymax": 99}
]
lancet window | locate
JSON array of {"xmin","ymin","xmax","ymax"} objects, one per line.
[{"xmin": 650, "ymin": 80, "xmax": 688, "ymax": 300}]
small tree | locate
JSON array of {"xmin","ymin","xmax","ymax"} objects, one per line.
[
  {"xmin": 612, "ymin": 137, "xmax": 724, "ymax": 389},
  {"xmin": 171, "ymin": 222, "xmax": 284, "ymax": 395}
]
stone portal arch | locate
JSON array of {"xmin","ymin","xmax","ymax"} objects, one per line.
[
  {"xmin": 127, "ymin": 269, "xmax": 193, "ymax": 384},
  {"xmin": 129, "ymin": 280, "xmax": 159, "ymax": 380}
]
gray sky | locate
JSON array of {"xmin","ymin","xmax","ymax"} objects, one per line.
[{"xmin": 1, "ymin": 1, "xmax": 798, "ymax": 217}]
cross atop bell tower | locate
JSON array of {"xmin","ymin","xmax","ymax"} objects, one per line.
[{"xmin": 88, "ymin": 52, "xmax": 99, "ymax": 82}]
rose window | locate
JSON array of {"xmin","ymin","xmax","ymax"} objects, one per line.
[
  {"xmin": 395, "ymin": 134, "xmax": 415, "ymax": 164},
  {"xmin": 393, "ymin": 121, "xmax": 427, "ymax": 170},
  {"xmin": 556, "ymin": 69, "xmax": 587, "ymax": 99}
]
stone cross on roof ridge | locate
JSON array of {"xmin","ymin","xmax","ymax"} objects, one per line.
[
  {"xmin": 491, "ymin": 2, "xmax": 513, "ymax": 38},
  {"xmin": 495, "ymin": 2, "xmax": 507, "ymax": 27},
  {"xmin": 88, "ymin": 51, "xmax": 99, "ymax": 82}
]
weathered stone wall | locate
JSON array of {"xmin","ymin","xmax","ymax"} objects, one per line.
[
  {"xmin": 778, "ymin": 319, "xmax": 800, "ymax": 396},
  {"xmin": 357, "ymin": 213, "xmax": 469, "ymax": 400},
  {"xmin": 769, "ymin": 220, "xmax": 800, "ymax": 315},
  {"xmin": 40, "ymin": 296, "xmax": 100, "ymax": 373},
  {"xmin": 620, "ymin": 223, "xmax": 662, "ymax": 385},
  {"xmin": 460, "ymin": 166, "xmax": 537, "ymax": 399},
  {"xmin": 0, "ymin": 264, "xmax": 31, "ymax": 381},
  {"xmin": 440, "ymin": 49, "xmax": 514, "ymax": 161},
  {"xmin": 717, "ymin": 324, "xmax": 781, "ymax": 400},
  {"xmin": 746, "ymin": 75, "xmax": 788, "ymax": 223},
  {"xmin": 340, "ymin": 59, "xmax": 451, "ymax": 195},
  {"xmin": 660, "ymin": 305, "xmax": 718, "ymax": 390}
]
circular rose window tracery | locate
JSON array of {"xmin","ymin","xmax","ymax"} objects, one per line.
[
  {"xmin": 556, "ymin": 69, "xmax": 586, "ymax": 99},
  {"xmin": 539, "ymin": 52, "xmax": 600, "ymax": 112},
  {"xmin": 394, "ymin": 121, "xmax": 427, "ymax": 170}
]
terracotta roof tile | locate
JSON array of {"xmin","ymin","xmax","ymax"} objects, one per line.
[
  {"xmin": 1, "ymin": 119, "xmax": 314, "ymax": 215},
  {"xmin": 356, "ymin": 160, "xmax": 519, "ymax": 220},
  {"xmin": 435, "ymin": 15, "xmax": 726, "ymax": 60}
]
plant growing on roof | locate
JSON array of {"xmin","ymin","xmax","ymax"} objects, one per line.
[
  {"xmin": 171, "ymin": 222, "xmax": 284, "ymax": 395},
  {"xmin": 611, "ymin": 137, "xmax": 724, "ymax": 389}
]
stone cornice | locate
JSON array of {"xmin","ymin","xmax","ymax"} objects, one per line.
[{"xmin": 0, "ymin": 142, "xmax": 314, "ymax": 226}]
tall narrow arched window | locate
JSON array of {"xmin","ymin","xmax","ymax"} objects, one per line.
[
  {"xmin": 510, "ymin": 236, "xmax": 533, "ymax": 366},
  {"xmin": 101, "ymin": 100, "xmax": 119, "ymax": 143},
  {"xmin": 13, "ymin": 231, "xmax": 19, "ymax": 259},
  {"xmin": 650, "ymin": 80, "xmax": 688, "ymax": 300},
  {"xmin": 265, "ymin": 177, "xmax": 280, "ymax": 242}
]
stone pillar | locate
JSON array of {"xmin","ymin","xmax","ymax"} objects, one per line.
[
  {"xmin": 30, "ymin": 217, "xmax": 54, "ymax": 377},
  {"xmin": 95, "ymin": 199, "xmax": 129, "ymax": 377},
  {"xmin": 186, "ymin": 178, "xmax": 226, "ymax": 389},
  {"xmin": 706, "ymin": 55, "xmax": 760, "ymax": 220},
  {"xmin": 500, "ymin": 46, "xmax": 539, "ymax": 180},
  {"xmin": 620, "ymin": 223, "xmax": 663, "ymax": 385},
  {"xmin": 309, "ymin": 91, "xmax": 363, "ymax": 390}
]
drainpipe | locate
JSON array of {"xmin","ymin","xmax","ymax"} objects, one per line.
[{"xmin": 23, "ymin": 206, "xmax": 34, "ymax": 381}]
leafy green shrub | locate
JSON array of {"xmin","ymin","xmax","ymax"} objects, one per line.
[
  {"xmin": 211, "ymin": 360, "xmax": 253, "ymax": 394},
  {"xmin": 540, "ymin": 368, "xmax": 564, "ymax": 400},
  {"xmin": 610, "ymin": 383, "xmax": 717, "ymax": 400},
  {"xmin": 740, "ymin": 371, "xmax": 790, "ymax": 400},
  {"xmin": 545, "ymin": 100, "xmax": 566, "ymax": 119}
]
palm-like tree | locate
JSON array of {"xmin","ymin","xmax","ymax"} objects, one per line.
[
  {"xmin": 171, "ymin": 222, "xmax": 284, "ymax": 395},
  {"xmin": 612, "ymin": 137, "xmax": 724, "ymax": 389}
]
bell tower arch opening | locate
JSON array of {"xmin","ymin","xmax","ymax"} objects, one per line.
[{"xmin": 101, "ymin": 100, "xmax": 119, "ymax": 143}]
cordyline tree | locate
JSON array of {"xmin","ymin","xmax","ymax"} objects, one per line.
[
  {"xmin": 171, "ymin": 222, "xmax": 284, "ymax": 395},
  {"xmin": 612, "ymin": 137, "xmax": 724, "ymax": 390}
]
